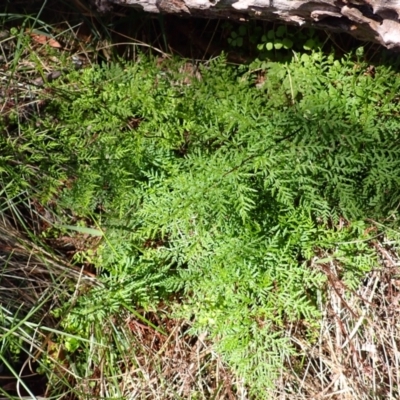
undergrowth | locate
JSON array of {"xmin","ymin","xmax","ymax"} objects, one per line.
[{"xmin": 2, "ymin": 43, "xmax": 400, "ymax": 398}]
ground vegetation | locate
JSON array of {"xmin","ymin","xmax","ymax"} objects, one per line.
[{"xmin": 1, "ymin": 2, "xmax": 400, "ymax": 399}]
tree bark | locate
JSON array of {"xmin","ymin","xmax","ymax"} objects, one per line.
[{"xmin": 103, "ymin": 0, "xmax": 400, "ymax": 50}]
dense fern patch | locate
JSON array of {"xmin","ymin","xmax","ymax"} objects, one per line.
[{"xmin": 2, "ymin": 51, "xmax": 400, "ymax": 394}]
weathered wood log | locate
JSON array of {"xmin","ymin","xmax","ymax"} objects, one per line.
[{"xmin": 101, "ymin": 0, "xmax": 400, "ymax": 50}]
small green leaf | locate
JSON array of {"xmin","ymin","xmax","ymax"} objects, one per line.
[
  {"xmin": 239, "ymin": 25, "xmax": 247, "ymax": 36},
  {"xmin": 266, "ymin": 42, "xmax": 274, "ymax": 51},
  {"xmin": 356, "ymin": 47, "xmax": 364, "ymax": 57},
  {"xmin": 303, "ymin": 38, "xmax": 316, "ymax": 51},
  {"xmin": 274, "ymin": 40, "xmax": 283, "ymax": 50},
  {"xmin": 59, "ymin": 224, "xmax": 104, "ymax": 236},
  {"xmin": 276, "ymin": 25, "xmax": 286, "ymax": 38},
  {"xmin": 65, "ymin": 337, "xmax": 80, "ymax": 352},
  {"xmin": 237, "ymin": 37, "xmax": 244, "ymax": 47},
  {"xmin": 267, "ymin": 30, "xmax": 275, "ymax": 40},
  {"xmin": 301, "ymin": 53, "xmax": 310, "ymax": 62},
  {"xmin": 282, "ymin": 38, "xmax": 293, "ymax": 49}
]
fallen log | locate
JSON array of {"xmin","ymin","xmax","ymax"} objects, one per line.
[{"xmin": 100, "ymin": 0, "xmax": 400, "ymax": 50}]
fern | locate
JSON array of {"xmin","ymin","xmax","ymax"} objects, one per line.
[{"xmin": 2, "ymin": 51, "xmax": 400, "ymax": 395}]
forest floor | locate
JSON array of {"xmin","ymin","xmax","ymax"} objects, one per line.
[{"xmin": 1, "ymin": 1, "xmax": 400, "ymax": 399}]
